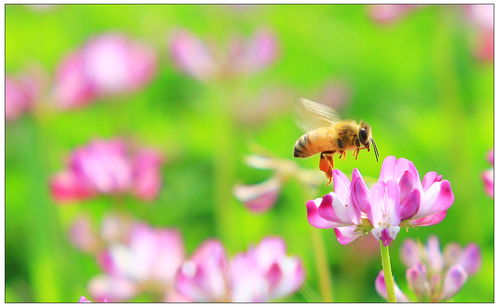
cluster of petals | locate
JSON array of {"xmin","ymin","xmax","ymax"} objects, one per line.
[
  {"xmin": 306, "ymin": 156, "xmax": 454, "ymax": 246},
  {"xmin": 175, "ymin": 237, "xmax": 304, "ymax": 302},
  {"xmin": 51, "ymin": 138, "xmax": 164, "ymax": 203},
  {"xmin": 89, "ymin": 223, "xmax": 185, "ymax": 302},
  {"xmin": 6, "ymin": 69, "xmax": 43, "ymax": 121},
  {"xmin": 481, "ymin": 149, "xmax": 493, "ymax": 198},
  {"xmin": 52, "ymin": 33, "xmax": 156, "ymax": 109},
  {"xmin": 234, "ymin": 154, "xmax": 322, "ymax": 213},
  {"xmin": 376, "ymin": 236, "xmax": 481, "ymax": 302},
  {"xmin": 169, "ymin": 28, "xmax": 278, "ymax": 81}
]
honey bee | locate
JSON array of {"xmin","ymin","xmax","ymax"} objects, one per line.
[{"xmin": 293, "ymin": 98, "xmax": 379, "ymax": 183}]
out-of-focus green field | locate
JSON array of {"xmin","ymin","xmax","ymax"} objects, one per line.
[{"xmin": 6, "ymin": 4, "xmax": 493, "ymax": 303}]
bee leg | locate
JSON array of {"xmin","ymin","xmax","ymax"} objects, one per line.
[
  {"xmin": 319, "ymin": 152, "xmax": 334, "ymax": 185},
  {"xmin": 353, "ymin": 148, "xmax": 359, "ymax": 160},
  {"xmin": 339, "ymin": 150, "xmax": 346, "ymax": 160}
]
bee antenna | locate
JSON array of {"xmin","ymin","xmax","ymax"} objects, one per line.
[{"xmin": 371, "ymin": 139, "xmax": 379, "ymax": 162}]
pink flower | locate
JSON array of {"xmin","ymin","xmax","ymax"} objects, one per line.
[
  {"xmin": 235, "ymin": 154, "xmax": 321, "ymax": 213},
  {"xmin": 50, "ymin": 139, "xmax": 164, "ymax": 203},
  {"xmin": 6, "ymin": 69, "xmax": 42, "ymax": 121},
  {"xmin": 482, "ymin": 149, "xmax": 493, "ymax": 198},
  {"xmin": 465, "ymin": 5, "xmax": 493, "ymax": 61},
  {"xmin": 69, "ymin": 215, "xmax": 98, "ymax": 253},
  {"xmin": 175, "ymin": 237, "xmax": 304, "ymax": 302},
  {"xmin": 368, "ymin": 5, "xmax": 420, "ymax": 24},
  {"xmin": 169, "ymin": 29, "xmax": 278, "ymax": 81},
  {"xmin": 52, "ymin": 33, "xmax": 156, "ymax": 109},
  {"xmin": 376, "ymin": 236, "xmax": 481, "ymax": 302},
  {"xmin": 306, "ymin": 156, "xmax": 454, "ymax": 246},
  {"xmin": 89, "ymin": 223, "xmax": 184, "ymax": 302},
  {"xmin": 78, "ymin": 296, "xmax": 92, "ymax": 303}
]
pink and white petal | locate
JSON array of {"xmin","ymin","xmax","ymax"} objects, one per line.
[
  {"xmin": 88, "ymin": 274, "xmax": 136, "ymax": 302},
  {"xmin": 413, "ymin": 180, "xmax": 454, "ymax": 219},
  {"xmin": 238, "ymin": 29, "xmax": 278, "ymax": 75},
  {"xmin": 372, "ymin": 226, "xmax": 400, "ymax": 247},
  {"xmin": 132, "ymin": 150, "xmax": 163, "ymax": 202},
  {"xmin": 425, "ymin": 236, "xmax": 444, "ymax": 272},
  {"xmin": 399, "ymin": 189, "xmax": 420, "ymax": 221},
  {"xmin": 440, "ymin": 265, "xmax": 468, "ymax": 301},
  {"xmin": 169, "ymin": 30, "xmax": 217, "ymax": 80},
  {"xmin": 375, "ymin": 271, "xmax": 410, "ymax": 302},
  {"xmin": 253, "ymin": 237, "xmax": 286, "ymax": 269},
  {"xmin": 268, "ymin": 257, "xmax": 305, "ymax": 300},
  {"xmin": 175, "ymin": 262, "xmax": 213, "ymax": 301},
  {"xmin": 398, "ymin": 170, "xmax": 415, "ymax": 201},
  {"xmin": 234, "ymin": 177, "xmax": 281, "ymax": 213},
  {"xmin": 378, "ymin": 156, "xmax": 397, "ymax": 182},
  {"xmin": 401, "ymin": 239, "xmax": 421, "ymax": 268},
  {"xmin": 153, "ymin": 229, "xmax": 185, "ymax": 283},
  {"xmin": 350, "ymin": 168, "xmax": 371, "ymax": 213},
  {"xmin": 406, "ymin": 264, "xmax": 431, "ymax": 300},
  {"xmin": 332, "ymin": 169, "xmax": 351, "ymax": 203},
  {"xmin": 422, "ymin": 171, "xmax": 442, "ymax": 192},
  {"xmin": 411, "ymin": 211, "xmax": 447, "ymax": 227},
  {"xmin": 318, "ymin": 193, "xmax": 360, "ymax": 226},
  {"xmin": 334, "ymin": 226, "xmax": 364, "ymax": 245},
  {"xmin": 166, "ymin": 290, "xmax": 193, "ymax": 302},
  {"xmin": 457, "ymin": 244, "xmax": 481, "ymax": 275},
  {"xmin": 306, "ymin": 199, "xmax": 343, "ymax": 229}
]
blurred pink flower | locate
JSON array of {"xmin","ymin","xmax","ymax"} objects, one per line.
[
  {"xmin": 69, "ymin": 215, "xmax": 99, "ymax": 253},
  {"xmin": 50, "ymin": 139, "xmax": 164, "ymax": 203},
  {"xmin": 52, "ymin": 33, "xmax": 156, "ymax": 109},
  {"xmin": 6, "ymin": 70, "xmax": 42, "ymax": 121},
  {"xmin": 306, "ymin": 156, "xmax": 454, "ymax": 246},
  {"xmin": 175, "ymin": 237, "xmax": 304, "ymax": 302},
  {"xmin": 78, "ymin": 296, "xmax": 92, "ymax": 303},
  {"xmin": 235, "ymin": 154, "xmax": 322, "ymax": 213},
  {"xmin": 463, "ymin": 5, "xmax": 493, "ymax": 61},
  {"xmin": 482, "ymin": 149, "xmax": 493, "ymax": 198},
  {"xmin": 368, "ymin": 5, "xmax": 420, "ymax": 24},
  {"xmin": 376, "ymin": 236, "xmax": 481, "ymax": 302},
  {"xmin": 169, "ymin": 29, "xmax": 278, "ymax": 81},
  {"xmin": 89, "ymin": 223, "xmax": 184, "ymax": 302}
]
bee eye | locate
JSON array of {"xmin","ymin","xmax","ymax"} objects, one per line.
[{"xmin": 359, "ymin": 128, "xmax": 368, "ymax": 143}]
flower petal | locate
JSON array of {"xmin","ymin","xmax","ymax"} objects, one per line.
[
  {"xmin": 413, "ymin": 180, "xmax": 454, "ymax": 219},
  {"xmin": 234, "ymin": 177, "xmax": 281, "ymax": 213},
  {"xmin": 88, "ymin": 274, "xmax": 136, "ymax": 302},
  {"xmin": 306, "ymin": 199, "xmax": 339, "ymax": 229},
  {"xmin": 332, "ymin": 169, "xmax": 351, "ymax": 203},
  {"xmin": 443, "ymin": 243, "xmax": 462, "ymax": 266},
  {"xmin": 318, "ymin": 193, "xmax": 359, "ymax": 226},
  {"xmin": 375, "ymin": 271, "xmax": 410, "ymax": 302},
  {"xmin": 440, "ymin": 265, "xmax": 468, "ymax": 301},
  {"xmin": 458, "ymin": 244, "xmax": 481, "ymax": 275},
  {"xmin": 50, "ymin": 170, "xmax": 95, "ymax": 203},
  {"xmin": 401, "ymin": 239, "xmax": 421, "ymax": 268},
  {"xmin": 482, "ymin": 169, "xmax": 493, "ymax": 198},
  {"xmin": 350, "ymin": 168, "xmax": 371, "ymax": 213},
  {"xmin": 372, "ymin": 226, "xmax": 400, "ymax": 247},
  {"xmin": 406, "ymin": 263, "xmax": 431, "ymax": 301},
  {"xmin": 399, "ymin": 189, "xmax": 420, "ymax": 221},
  {"xmin": 334, "ymin": 226, "xmax": 364, "ymax": 245},
  {"xmin": 422, "ymin": 171, "xmax": 442, "ymax": 192},
  {"xmin": 411, "ymin": 211, "xmax": 447, "ymax": 227}
]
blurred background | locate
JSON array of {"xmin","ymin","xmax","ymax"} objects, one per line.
[{"xmin": 6, "ymin": 4, "xmax": 493, "ymax": 303}]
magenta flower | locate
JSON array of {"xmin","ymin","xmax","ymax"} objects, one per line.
[
  {"xmin": 235, "ymin": 154, "xmax": 322, "ymax": 213},
  {"xmin": 52, "ymin": 33, "xmax": 156, "ymax": 109},
  {"xmin": 169, "ymin": 29, "xmax": 278, "ymax": 81},
  {"xmin": 175, "ymin": 237, "xmax": 304, "ymax": 302},
  {"xmin": 50, "ymin": 139, "xmax": 164, "ymax": 203},
  {"xmin": 306, "ymin": 156, "xmax": 454, "ymax": 246},
  {"xmin": 89, "ymin": 223, "xmax": 184, "ymax": 302},
  {"xmin": 482, "ymin": 149, "xmax": 493, "ymax": 198},
  {"xmin": 6, "ymin": 69, "xmax": 43, "ymax": 121},
  {"xmin": 376, "ymin": 236, "xmax": 481, "ymax": 302}
]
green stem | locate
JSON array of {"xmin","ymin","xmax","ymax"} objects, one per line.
[
  {"xmin": 309, "ymin": 228, "xmax": 334, "ymax": 302},
  {"xmin": 380, "ymin": 242, "xmax": 396, "ymax": 303}
]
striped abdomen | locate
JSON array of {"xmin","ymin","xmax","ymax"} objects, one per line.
[{"xmin": 293, "ymin": 127, "xmax": 338, "ymax": 158}]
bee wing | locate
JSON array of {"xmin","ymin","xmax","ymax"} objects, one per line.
[{"xmin": 296, "ymin": 97, "xmax": 341, "ymax": 132}]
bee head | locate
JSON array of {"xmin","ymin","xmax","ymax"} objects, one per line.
[
  {"xmin": 359, "ymin": 121, "xmax": 379, "ymax": 162},
  {"xmin": 358, "ymin": 121, "xmax": 371, "ymax": 146}
]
